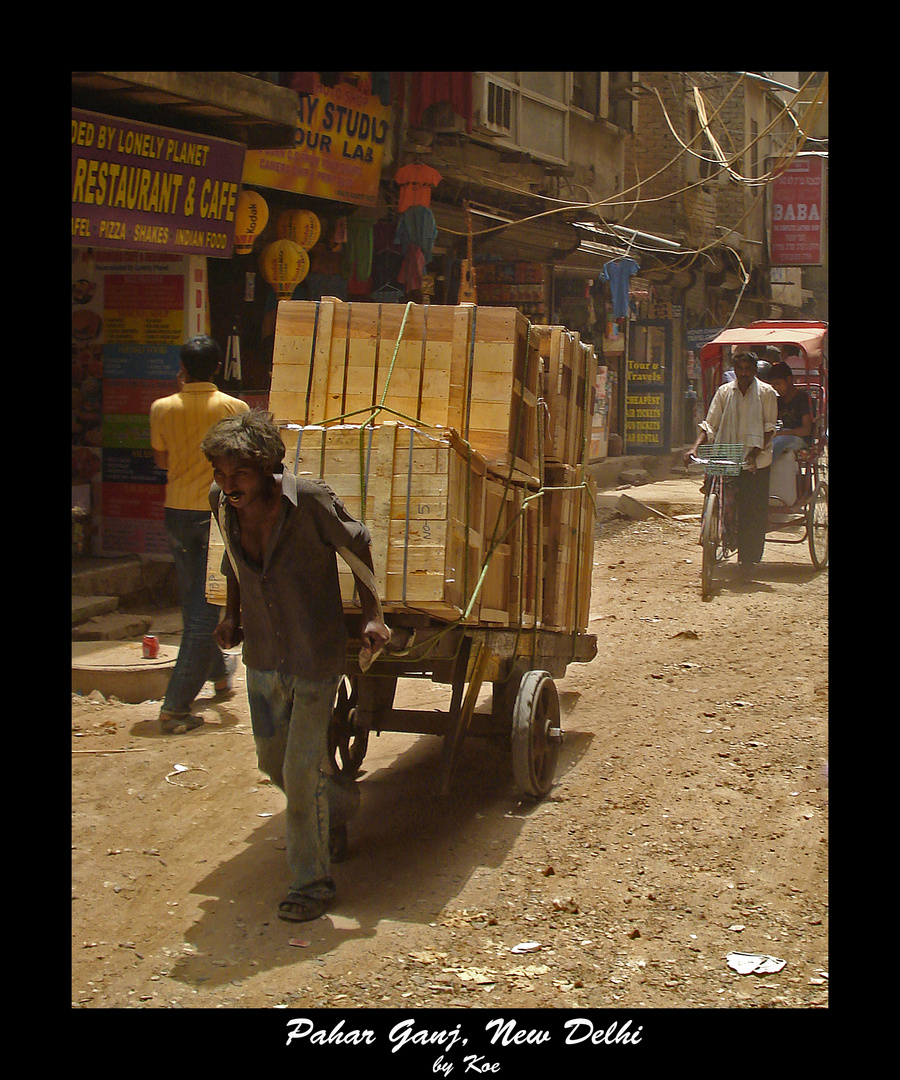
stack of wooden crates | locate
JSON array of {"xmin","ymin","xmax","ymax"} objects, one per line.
[{"xmin": 217, "ymin": 299, "xmax": 597, "ymax": 634}]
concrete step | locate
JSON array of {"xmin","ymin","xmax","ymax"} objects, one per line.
[
  {"xmin": 72, "ymin": 555, "xmax": 178, "ymax": 607},
  {"xmin": 72, "ymin": 611, "xmax": 154, "ymax": 642},
  {"xmin": 71, "ymin": 606, "xmax": 183, "ymax": 642},
  {"xmin": 597, "ymin": 475, "xmax": 706, "ymax": 520},
  {"xmin": 72, "ymin": 594, "xmax": 119, "ymax": 626},
  {"xmin": 72, "ymin": 556, "xmax": 144, "ymax": 598}
]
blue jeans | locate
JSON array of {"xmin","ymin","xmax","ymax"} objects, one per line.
[
  {"xmin": 772, "ymin": 434, "xmax": 806, "ymax": 462},
  {"xmin": 246, "ymin": 669, "xmax": 340, "ymax": 899},
  {"xmin": 162, "ymin": 508, "xmax": 227, "ymax": 717}
]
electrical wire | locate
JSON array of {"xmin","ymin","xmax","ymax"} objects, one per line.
[
  {"xmin": 430, "ymin": 72, "xmax": 827, "ymax": 262},
  {"xmin": 653, "ymin": 72, "xmax": 825, "ymax": 187}
]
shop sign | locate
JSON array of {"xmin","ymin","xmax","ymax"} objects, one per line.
[
  {"xmin": 770, "ymin": 156, "xmax": 825, "ymax": 267},
  {"xmin": 72, "ymin": 109, "xmax": 246, "ymax": 257},
  {"xmin": 625, "ymin": 390, "xmax": 665, "ymax": 447},
  {"xmin": 628, "ymin": 356, "xmax": 665, "ymax": 385},
  {"xmin": 242, "ymin": 79, "xmax": 390, "ymax": 207},
  {"xmin": 686, "ymin": 327, "xmax": 723, "ymax": 351}
]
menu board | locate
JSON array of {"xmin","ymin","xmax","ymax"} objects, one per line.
[{"xmin": 72, "ymin": 248, "xmax": 207, "ymax": 555}]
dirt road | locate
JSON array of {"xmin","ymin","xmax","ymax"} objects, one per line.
[{"xmin": 72, "ymin": 484, "xmax": 828, "ymax": 1027}]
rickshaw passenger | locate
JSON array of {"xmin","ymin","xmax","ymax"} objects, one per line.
[{"xmin": 770, "ymin": 360, "xmax": 814, "ymax": 462}]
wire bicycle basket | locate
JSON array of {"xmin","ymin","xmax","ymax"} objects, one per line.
[{"xmin": 701, "ymin": 443, "xmax": 744, "ymax": 476}]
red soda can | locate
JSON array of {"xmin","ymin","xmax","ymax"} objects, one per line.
[{"xmin": 142, "ymin": 634, "xmax": 159, "ymax": 659}]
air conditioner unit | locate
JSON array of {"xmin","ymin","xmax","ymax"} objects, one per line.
[{"xmin": 472, "ymin": 73, "xmax": 514, "ymax": 138}]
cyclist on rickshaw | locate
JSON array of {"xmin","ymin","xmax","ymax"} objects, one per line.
[{"xmin": 684, "ymin": 351, "xmax": 778, "ymax": 571}]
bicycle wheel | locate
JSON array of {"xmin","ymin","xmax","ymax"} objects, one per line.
[
  {"xmin": 701, "ymin": 491, "xmax": 719, "ymax": 598},
  {"xmin": 807, "ymin": 480, "xmax": 828, "ymax": 569}
]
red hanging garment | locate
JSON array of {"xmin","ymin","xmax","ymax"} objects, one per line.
[{"xmin": 394, "ymin": 163, "xmax": 442, "ymax": 213}]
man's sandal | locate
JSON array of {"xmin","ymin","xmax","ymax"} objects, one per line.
[
  {"xmin": 277, "ymin": 892, "xmax": 329, "ymax": 922},
  {"xmin": 159, "ymin": 712, "xmax": 204, "ymax": 735}
]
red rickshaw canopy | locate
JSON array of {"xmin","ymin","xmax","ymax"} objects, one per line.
[{"xmin": 698, "ymin": 320, "xmax": 828, "ymax": 411}]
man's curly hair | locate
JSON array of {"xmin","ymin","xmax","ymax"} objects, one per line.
[{"xmin": 201, "ymin": 409, "xmax": 286, "ymax": 475}]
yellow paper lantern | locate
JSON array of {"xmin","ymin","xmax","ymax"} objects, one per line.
[
  {"xmin": 276, "ymin": 209, "xmax": 321, "ymax": 250},
  {"xmin": 260, "ymin": 239, "xmax": 310, "ymax": 299},
  {"xmin": 234, "ymin": 190, "xmax": 269, "ymax": 254}
]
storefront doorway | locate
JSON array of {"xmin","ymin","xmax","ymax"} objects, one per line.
[{"xmin": 625, "ymin": 319, "xmax": 672, "ymax": 453}]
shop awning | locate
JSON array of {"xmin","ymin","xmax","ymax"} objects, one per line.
[
  {"xmin": 430, "ymin": 201, "xmax": 583, "ymax": 263},
  {"xmin": 72, "ymin": 72, "xmax": 299, "ymax": 150}
]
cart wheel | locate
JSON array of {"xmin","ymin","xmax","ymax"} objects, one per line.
[
  {"xmin": 512, "ymin": 671, "xmax": 561, "ymax": 799},
  {"xmin": 328, "ymin": 675, "xmax": 368, "ymax": 778},
  {"xmin": 700, "ymin": 492, "xmax": 719, "ymax": 599},
  {"xmin": 807, "ymin": 480, "xmax": 828, "ymax": 569}
]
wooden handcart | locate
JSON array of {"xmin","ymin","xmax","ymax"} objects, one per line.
[
  {"xmin": 210, "ymin": 297, "xmax": 601, "ymax": 799},
  {"xmin": 335, "ymin": 617, "xmax": 597, "ymax": 799}
]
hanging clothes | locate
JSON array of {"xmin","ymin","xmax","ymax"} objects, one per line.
[
  {"xmin": 394, "ymin": 206, "xmax": 437, "ymax": 264},
  {"xmin": 341, "ymin": 212, "xmax": 377, "ymax": 295},
  {"xmin": 395, "ymin": 163, "xmax": 442, "ymax": 213},
  {"xmin": 600, "ymin": 257, "xmax": 640, "ymax": 319},
  {"xmin": 397, "ymin": 247, "xmax": 426, "ymax": 291},
  {"xmin": 394, "ymin": 206, "xmax": 437, "ymax": 293}
]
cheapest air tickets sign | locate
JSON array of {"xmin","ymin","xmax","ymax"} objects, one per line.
[
  {"xmin": 242, "ymin": 80, "xmax": 391, "ymax": 207},
  {"xmin": 72, "ymin": 109, "xmax": 246, "ymax": 257}
]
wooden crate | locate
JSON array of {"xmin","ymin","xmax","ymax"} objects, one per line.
[
  {"xmin": 205, "ymin": 517, "xmax": 227, "ymax": 605},
  {"xmin": 282, "ymin": 422, "xmax": 487, "ymax": 623},
  {"xmin": 459, "ymin": 306, "xmax": 540, "ymax": 481},
  {"xmin": 541, "ymin": 465, "xmax": 597, "ymax": 633},
  {"xmin": 269, "ymin": 300, "xmax": 541, "ymax": 482},
  {"xmin": 480, "ymin": 476, "xmax": 521, "ymax": 626},
  {"xmin": 533, "ymin": 325, "xmax": 576, "ymax": 464},
  {"xmin": 532, "ymin": 325, "xmax": 598, "ymax": 466},
  {"xmin": 571, "ymin": 339, "xmax": 598, "ymax": 466},
  {"xmin": 270, "ymin": 300, "xmax": 472, "ymax": 430},
  {"xmin": 482, "ymin": 471, "xmax": 542, "ymax": 629}
]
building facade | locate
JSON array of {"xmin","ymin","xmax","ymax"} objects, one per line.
[{"xmin": 71, "ymin": 71, "xmax": 827, "ymax": 558}]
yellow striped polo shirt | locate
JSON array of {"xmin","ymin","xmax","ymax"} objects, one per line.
[{"xmin": 150, "ymin": 383, "xmax": 249, "ymax": 510}]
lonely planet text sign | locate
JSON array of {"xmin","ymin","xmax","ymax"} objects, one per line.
[{"xmin": 71, "ymin": 109, "xmax": 246, "ymax": 258}]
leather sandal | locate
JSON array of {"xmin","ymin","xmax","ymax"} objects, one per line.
[
  {"xmin": 159, "ymin": 712, "xmax": 204, "ymax": 734},
  {"xmin": 277, "ymin": 892, "xmax": 329, "ymax": 922}
]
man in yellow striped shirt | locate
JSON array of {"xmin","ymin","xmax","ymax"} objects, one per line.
[{"xmin": 150, "ymin": 335, "xmax": 249, "ymax": 733}]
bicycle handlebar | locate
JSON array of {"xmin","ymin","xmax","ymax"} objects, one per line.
[{"xmin": 688, "ymin": 454, "xmax": 747, "ymax": 469}]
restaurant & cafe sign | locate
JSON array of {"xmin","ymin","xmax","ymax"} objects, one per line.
[{"xmin": 71, "ymin": 108, "xmax": 246, "ymax": 258}]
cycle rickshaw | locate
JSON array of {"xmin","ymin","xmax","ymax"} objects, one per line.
[{"xmin": 691, "ymin": 320, "xmax": 828, "ymax": 598}]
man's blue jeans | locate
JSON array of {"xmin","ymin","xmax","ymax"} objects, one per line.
[
  {"xmin": 772, "ymin": 433, "xmax": 806, "ymax": 462},
  {"xmin": 246, "ymin": 669, "xmax": 340, "ymax": 900},
  {"xmin": 162, "ymin": 508, "xmax": 226, "ymax": 717}
]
